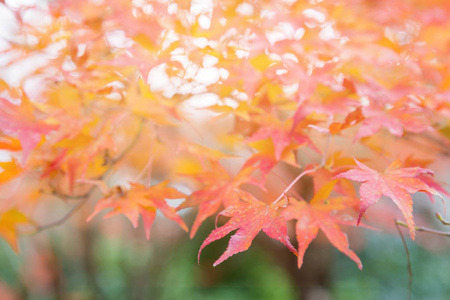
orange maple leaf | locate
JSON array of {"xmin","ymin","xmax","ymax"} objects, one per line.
[
  {"xmin": 0, "ymin": 159, "xmax": 22, "ymax": 184},
  {"xmin": 334, "ymin": 159, "xmax": 439, "ymax": 239},
  {"xmin": 329, "ymin": 107, "xmax": 365, "ymax": 134},
  {"xmin": 198, "ymin": 191, "xmax": 297, "ymax": 267},
  {"xmin": 0, "ymin": 135, "xmax": 22, "ymax": 151},
  {"xmin": 283, "ymin": 181, "xmax": 362, "ymax": 270},
  {"xmin": 0, "ymin": 209, "xmax": 29, "ymax": 253},
  {"xmin": 246, "ymin": 119, "xmax": 316, "ymax": 160},
  {"xmin": 87, "ymin": 181, "xmax": 188, "ymax": 239}
]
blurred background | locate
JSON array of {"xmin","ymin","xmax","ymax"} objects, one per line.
[{"xmin": 1, "ymin": 211, "xmax": 450, "ymax": 300}]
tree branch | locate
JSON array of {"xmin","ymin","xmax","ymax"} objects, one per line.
[
  {"xmin": 396, "ymin": 220, "xmax": 450, "ymax": 237},
  {"xmin": 25, "ymin": 118, "xmax": 144, "ymax": 235}
]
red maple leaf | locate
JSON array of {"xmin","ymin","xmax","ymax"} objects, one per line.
[
  {"xmin": 87, "ymin": 181, "xmax": 188, "ymax": 239},
  {"xmin": 355, "ymin": 101, "xmax": 431, "ymax": 140},
  {"xmin": 334, "ymin": 159, "xmax": 438, "ymax": 239},
  {"xmin": 178, "ymin": 161, "xmax": 257, "ymax": 238},
  {"xmin": 283, "ymin": 181, "xmax": 362, "ymax": 269},
  {"xmin": 246, "ymin": 118, "xmax": 316, "ymax": 160},
  {"xmin": 198, "ymin": 191, "xmax": 297, "ymax": 267}
]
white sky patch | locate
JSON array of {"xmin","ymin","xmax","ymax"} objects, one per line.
[
  {"xmin": 0, "ymin": 53, "xmax": 50, "ymax": 86},
  {"xmin": 184, "ymin": 93, "xmax": 220, "ymax": 108},
  {"xmin": 319, "ymin": 23, "xmax": 338, "ymax": 40},
  {"xmin": 132, "ymin": 0, "xmax": 153, "ymax": 15},
  {"xmin": 185, "ymin": 63, "xmax": 199, "ymax": 79},
  {"xmin": 171, "ymin": 52, "xmax": 190, "ymax": 70},
  {"xmin": 21, "ymin": 7, "xmax": 52, "ymax": 27},
  {"xmin": 260, "ymin": 9, "xmax": 276, "ymax": 19},
  {"xmin": 192, "ymin": 37, "xmax": 209, "ymax": 48},
  {"xmin": 235, "ymin": 49, "xmax": 250, "ymax": 59},
  {"xmin": 0, "ymin": 39, "xmax": 9, "ymax": 52},
  {"xmin": 282, "ymin": 53, "xmax": 299, "ymax": 63},
  {"xmin": 384, "ymin": 103, "xmax": 394, "ymax": 110},
  {"xmin": 160, "ymin": 29, "xmax": 179, "ymax": 50},
  {"xmin": 231, "ymin": 89, "xmax": 248, "ymax": 101},
  {"xmin": 303, "ymin": 8, "xmax": 326, "ymax": 23},
  {"xmin": 283, "ymin": 83, "xmax": 299, "ymax": 95},
  {"xmin": 22, "ymin": 74, "xmax": 50, "ymax": 101},
  {"xmin": 180, "ymin": 94, "xmax": 220, "ymax": 122},
  {"xmin": 198, "ymin": 14, "xmax": 211, "ymax": 30},
  {"xmin": 202, "ymin": 54, "xmax": 219, "ymax": 67},
  {"xmin": 190, "ymin": 0, "xmax": 213, "ymax": 15},
  {"xmin": 0, "ymin": 5, "xmax": 19, "ymax": 39},
  {"xmin": 194, "ymin": 67, "xmax": 220, "ymax": 85},
  {"xmin": 168, "ymin": 3, "xmax": 178, "ymax": 14},
  {"xmin": 5, "ymin": 0, "xmax": 45, "ymax": 8},
  {"xmin": 223, "ymin": 97, "xmax": 239, "ymax": 109},
  {"xmin": 148, "ymin": 64, "xmax": 170, "ymax": 91},
  {"xmin": 142, "ymin": 3, "xmax": 153, "ymax": 15},
  {"xmin": 190, "ymin": 0, "xmax": 213, "ymax": 29},
  {"xmin": 360, "ymin": 96, "xmax": 370, "ymax": 107},
  {"xmin": 219, "ymin": 68, "xmax": 229, "ymax": 80},
  {"xmin": 266, "ymin": 23, "xmax": 304, "ymax": 45},
  {"xmin": 106, "ymin": 30, "xmax": 134, "ymax": 48},
  {"xmin": 236, "ymin": 2, "xmax": 254, "ymax": 16},
  {"xmin": 62, "ymin": 57, "xmax": 76, "ymax": 71}
]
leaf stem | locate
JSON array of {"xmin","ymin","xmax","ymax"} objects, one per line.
[
  {"xmin": 395, "ymin": 219, "xmax": 412, "ymax": 300},
  {"xmin": 273, "ymin": 167, "xmax": 318, "ymax": 204},
  {"xmin": 321, "ymin": 134, "xmax": 332, "ymax": 166}
]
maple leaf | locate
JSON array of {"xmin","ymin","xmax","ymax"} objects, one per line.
[
  {"xmin": 402, "ymin": 156, "xmax": 450, "ymax": 203},
  {"xmin": 0, "ymin": 136, "xmax": 21, "ymax": 151},
  {"xmin": 0, "ymin": 209, "xmax": 29, "ymax": 253},
  {"xmin": 246, "ymin": 116, "xmax": 317, "ymax": 160},
  {"xmin": 334, "ymin": 159, "xmax": 439, "ymax": 239},
  {"xmin": 355, "ymin": 101, "xmax": 432, "ymax": 140},
  {"xmin": 198, "ymin": 191, "xmax": 297, "ymax": 266},
  {"xmin": 329, "ymin": 107, "xmax": 365, "ymax": 134},
  {"xmin": 87, "ymin": 181, "xmax": 188, "ymax": 239},
  {"xmin": 0, "ymin": 159, "xmax": 22, "ymax": 184},
  {"xmin": 178, "ymin": 161, "xmax": 256, "ymax": 238},
  {"xmin": 0, "ymin": 97, "xmax": 58, "ymax": 164},
  {"xmin": 241, "ymin": 152, "xmax": 277, "ymax": 186},
  {"xmin": 283, "ymin": 181, "xmax": 362, "ymax": 270}
]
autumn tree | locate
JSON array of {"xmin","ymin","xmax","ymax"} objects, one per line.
[{"xmin": 1, "ymin": 0, "xmax": 450, "ymax": 298}]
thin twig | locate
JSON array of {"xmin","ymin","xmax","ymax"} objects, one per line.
[
  {"xmin": 26, "ymin": 119, "xmax": 144, "ymax": 235},
  {"xmin": 40, "ymin": 189, "xmax": 91, "ymax": 201},
  {"xmin": 271, "ymin": 170, "xmax": 304, "ymax": 201},
  {"xmin": 436, "ymin": 213, "xmax": 450, "ymax": 226},
  {"xmin": 395, "ymin": 219, "xmax": 412, "ymax": 300},
  {"xmin": 396, "ymin": 220, "xmax": 450, "ymax": 237},
  {"xmin": 273, "ymin": 167, "xmax": 318, "ymax": 204},
  {"xmin": 29, "ymin": 195, "xmax": 92, "ymax": 234}
]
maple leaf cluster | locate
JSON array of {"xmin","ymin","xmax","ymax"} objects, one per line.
[{"xmin": 0, "ymin": 0, "xmax": 449, "ymax": 271}]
